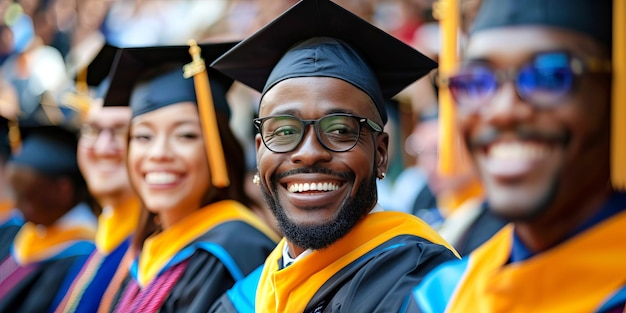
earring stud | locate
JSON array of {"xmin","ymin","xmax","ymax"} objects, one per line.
[{"xmin": 253, "ymin": 172, "xmax": 260, "ymax": 186}]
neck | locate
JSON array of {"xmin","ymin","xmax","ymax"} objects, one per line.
[
  {"xmin": 99, "ymin": 190, "xmax": 137, "ymax": 210},
  {"xmin": 286, "ymin": 241, "xmax": 307, "ymax": 258}
]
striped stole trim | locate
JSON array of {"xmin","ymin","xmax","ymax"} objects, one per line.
[
  {"xmin": 54, "ymin": 251, "xmax": 105, "ymax": 313},
  {"xmin": 112, "ymin": 259, "xmax": 189, "ymax": 313},
  {"xmin": 0, "ymin": 256, "xmax": 37, "ymax": 299}
]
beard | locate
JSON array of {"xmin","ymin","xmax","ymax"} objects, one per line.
[{"xmin": 260, "ymin": 166, "xmax": 378, "ymax": 251}]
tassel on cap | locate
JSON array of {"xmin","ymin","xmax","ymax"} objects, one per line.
[{"xmin": 184, "ymin": 39, "xmax": 230, "ymax": 188}]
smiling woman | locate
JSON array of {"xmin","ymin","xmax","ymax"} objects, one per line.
[{"xmin": 97, "ymin": 43, "xmax": 279, "ymax": 313}]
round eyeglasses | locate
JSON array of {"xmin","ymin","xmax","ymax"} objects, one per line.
[
  {"xmin": 444, "ymin": 51, "xmax": 611, "ymax": 112},
  {"xmin": 253, "ymin": 113, "xmax": 383, "ymax": 153},
  {"xmin": 79, "ymin": 124, "xmax": 129, "ymax": 148}
]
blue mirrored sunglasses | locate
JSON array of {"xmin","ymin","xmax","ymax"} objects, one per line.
[{"xmin": 446, "ymin": 51, "xmax": 611, "ymax": 112}]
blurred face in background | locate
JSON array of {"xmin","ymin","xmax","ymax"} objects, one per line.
[
  {"xmin": 458, "ymin": 27, "xmax": 611, "ymax": 221},
  {"xmin": 78, "ymin": 101, "xmax": 133, "ymax": 207}
]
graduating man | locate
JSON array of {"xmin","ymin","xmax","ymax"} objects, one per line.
[
  {"xmin": 405, "ymin": 0, "xmax": 626, "ymax": 312},
  {"xmin": 53, "ymin": 44, "xmax": 143, "ymax": 313},
  {"xmin": 210, "ymin": 0, "xmax": 459, "ymax": 312}
]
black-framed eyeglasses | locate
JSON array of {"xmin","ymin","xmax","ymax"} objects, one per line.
[
  {"xmin": 443, "ymin": 51, "xmax": 611, "ymax": 112},
  {"xmin": 253, "ymin": 113, "xmax": 383, "ymax": 153}
]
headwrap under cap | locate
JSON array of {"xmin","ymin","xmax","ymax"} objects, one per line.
[{"xmin": 263, "ymin": 37, "xmax": 385, "ymax": 122}]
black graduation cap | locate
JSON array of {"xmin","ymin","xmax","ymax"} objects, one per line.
[
  {"xmin": 210, "ymin": 0, "xmax": 437, "ymax": 125},
  {"xmin": 103, "ymin": 42, "xmax": 236, "ymax": 116},
  {"xmin": 9, "ymin": 92, "xmax": 81, "ymax": 177},
  {"xmin": 471, "ymin": 0, "xmax": 612, "ymax": 48},
  {"xmin": 8, "ymin": 125, "xmax": 80, "ymax": 177},
  {"xmin": 103, "ymin": 41, "xmax": 238, "ymax": 188}
]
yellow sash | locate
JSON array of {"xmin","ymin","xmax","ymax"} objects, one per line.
[
  {"xmin": 137, "ymin": 200, "xmax": 279, "ymax": 286},
  {"xmin": 95, "ymin": 197, "xmax": 141, "ymax": 254},
  {"xmin": 447, "ymin": 210, "xmax": 626, "ymax": 313},
  {"xmin": 13, "ymin": 222, "xmax": 96, "ymax": 265},
  {"xmin": 256, "ymin": 211, "xmax": 458, "ymax": 312}
]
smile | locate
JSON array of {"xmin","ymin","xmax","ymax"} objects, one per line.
[
  {"xmin": 488, "ymin": 141, "xmax": 549, "ymax": 161},
  {"xmin": 287, "ymin": 182, "xmax": 340, "ymax": 193},
  {"xmin": 145, "ymin": 172, "xmax": 180, "ymax": 184}
]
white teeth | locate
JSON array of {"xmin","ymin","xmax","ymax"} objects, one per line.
[
  {"xmin": 288, "ymin": 182, "xmax": 339, "ymax": 193},
  {"xmin": 489, "ymin": 142, "xmax": 548, "ymax": 160},
  {"xmin": 145, "ymin": 172, "xmax": 178, "ymax": 184}
]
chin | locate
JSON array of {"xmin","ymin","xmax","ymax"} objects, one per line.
[{"xmin": 487, "ymin": 182, "xmax": 558, "ymax": 222}]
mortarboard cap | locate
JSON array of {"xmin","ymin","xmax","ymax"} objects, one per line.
[
  {"xmin": 211, "ymin": 0, "xmax": 437, "ymax": 125},
  {"xmin": 104, "ymin": 41, "xmax": 238, "ymax": 188},
  {"xmin": 471, "ymin": 0, "xmax": 612, "ymax": 49},
  {"xmin": 103, "ymin": 42, "xmax": 235, "ymax": 118},
  {"xmin": 8, "ymin": 126, "xmax": 80, "ymax": 177},
  {"xmin": 9, "ymin": 93, "xmax": 81, "ymax": 177},
  {"xmin": 63, "ymin": 43, "xmax": 121, "ymax": 121}
]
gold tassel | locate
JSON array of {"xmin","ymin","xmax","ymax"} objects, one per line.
[
  {"xmin": 435, "ymin": 0, "xmax": 478, "ymax": 215},
  {"xmin": 611, "ymin": 0, "xmax": 626, "ymax": 190},
  {"xmin": 183, "ymin": 39, "xmax": 230, "ymax": 188}
]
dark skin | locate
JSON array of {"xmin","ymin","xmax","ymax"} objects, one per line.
[
  {"xmin": 256, "ymin": 76, "xmax": 389, "ymax": 257},
  {"xmin": 6, "ymin": 164, "xmax": 77, "ymax": 226},
  {"xmin": 459, "ymin": 26, "xmax": 612, "ymax": 253}
]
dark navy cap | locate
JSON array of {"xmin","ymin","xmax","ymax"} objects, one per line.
[
  {"xmin": 9, "ymin": 126, "xmax": 79, "ymax": 177},
  {"xmin": 9, "ymin": 93, "xmax": 81, "ymax": 177},
  {"xmin": 471, "ymin": 0, "xmax": 612, "ymax": 49},
  {"xmin": 103, "ymin": 42, "xmax": 237, "ymax": 119},
  {"xmin": 210, "ymin": 0, "xmax": 437, "ymax": 125}
]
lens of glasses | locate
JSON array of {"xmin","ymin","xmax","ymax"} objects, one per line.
[
  {"xmin": 258, "ymin": 114, "xmax": 365, "ymax": 153},
  {"xmin": 449, "ymin": 52, "xmax": 578, "ymax": 111},
  {"xmin": 517, "ymin": 53, "xmax": 574, "ymax": 107},
  {"xmin": 80, "ymin": 124, "xmax": 128, "ymax": 147},
  {"xmin": 448, "ymin": 67, "xmax": 498, "ymax": 110}
]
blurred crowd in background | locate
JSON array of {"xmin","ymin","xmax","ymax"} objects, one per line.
[{"xmin": 0, "ymin": 0, "xmax": 488, "ymax": 252}]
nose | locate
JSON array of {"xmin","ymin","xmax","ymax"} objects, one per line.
[
  {"xmin": 289, "ymin": 125, "xmax": 332, "ymax": 165},
  {"xmin": 481, "ymin": 81, "xmax": 533, "ymax": 128},
  {"xmin": 147, "ymin": 134, "xmax": 174, "ymax": 161}
]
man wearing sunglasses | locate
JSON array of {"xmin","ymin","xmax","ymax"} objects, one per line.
[
  {"xmin": 403, "ymin": 0, "xmax": 626, "ymax": 312},
  {"xmin": 209, "ymin": 0, "xmax": 460, "ymax": 312}
]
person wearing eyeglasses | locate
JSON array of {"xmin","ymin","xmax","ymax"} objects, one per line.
[
  {"xmin": 51, "ymin": 45, "xmax": 143, "ymax": 313},
  {"xmin": 403, "ymin": 0, "xmax": 626, "ymax": 312},
  {"xmin": 209, "ymin": 1, "xmax": 459, "ymax": 312}
]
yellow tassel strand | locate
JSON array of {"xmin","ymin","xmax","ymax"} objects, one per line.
[
  {"xmin": 611, "ymin": 0, "xmax": 626, "ymax": 190},
  {"xmin": 183, "ymin": 40, "xmax": 230, "ymax": 188}
]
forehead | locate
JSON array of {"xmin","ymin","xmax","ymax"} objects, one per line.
[
  {"xmin": 464, "ymin": 26, "xmax": 604, "ymax": 65},
  {"xmin": 86, "ymin": 106, "xmax": 132, "ymax": 126},
  {"xmin": 259, "ymin": 76, "xmax": 379, "ymax": 119}
]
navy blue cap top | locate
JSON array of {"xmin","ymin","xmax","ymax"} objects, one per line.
[
  {"xmin": 471, "ymin": 0, "xmax": 612, "ymax": 49},
  {"xmin": 9, "ymin": 126, "xmax": 79, "ymax": 177},
  {"xmin": 211, "ymin": 0, "xmax": 437, "ymax": 125},
  {"xmin": 103, "ymin": 42, "xmax": 237, "ymax": 119}
]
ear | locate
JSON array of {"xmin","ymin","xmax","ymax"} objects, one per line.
[
  {"xmin": 374, "ymin": 132, "xmax": 389, "ymax": 179},
  {"xmin": 255, "ymin": 133, "xmax": 263, "ymax": 169}
]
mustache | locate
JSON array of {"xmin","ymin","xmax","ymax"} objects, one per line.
[
  {"xmin": 274, "ymin": 166, "xmax": 355, "ymax": 181},
  {"xmin": 467, "ymin": 126, "xmax": 571, "ymax": 148}
]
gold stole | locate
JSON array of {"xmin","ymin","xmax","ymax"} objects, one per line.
[
  {"xmin": 447, "ymin": 210, "xmax": 626, "ymax": 313},
  {"xmin": 137, "ymin": 200, "xmax": 279, "ymax": 286},
  {"xmin": 13, "ymin": 222, "xmax": 95, "ymax": 265},
  {"xmin": 256, "ymin": 211, "xmax": 458, "ymax": 312},
  {"xmin": 95, "ymin": 197, "xmax": 141, "ymax": 254}
]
